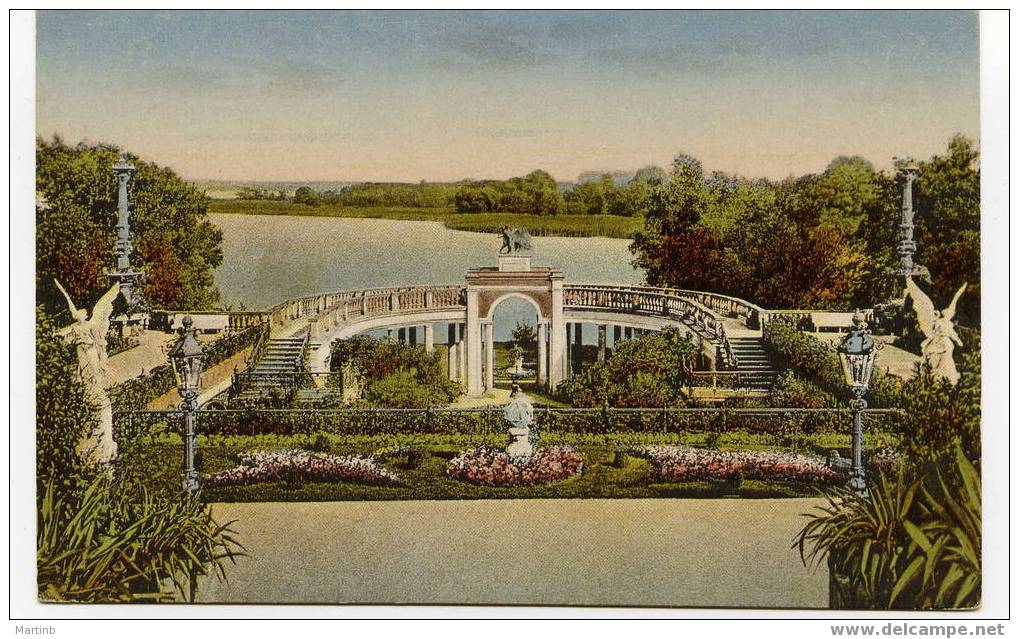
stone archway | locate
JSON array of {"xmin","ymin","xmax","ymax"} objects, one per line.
[{"xmin": 463, "ymin": 254, "xmax": 565, "ymax": 396}]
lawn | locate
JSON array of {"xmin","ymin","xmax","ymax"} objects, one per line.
[
  {"xmin": 207, "ymin": 199, "xmax": 644, "ymax": 239},
  {"xmin": 119, "ymin": 430, "xmax": 899, "ymax": 503}
]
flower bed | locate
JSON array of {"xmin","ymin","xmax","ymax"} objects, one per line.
[
  {"xmin": 636, "ymin": 445, "xmax": 837, "ymax": 484},
  {"xmin": 447, "ymin": 446, "xmax": 584, "ymax": 487},
  {"xmin": 204, "ymin": 449, "xmax": 401, "ymax": 489}
]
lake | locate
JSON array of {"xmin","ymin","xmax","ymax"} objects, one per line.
[{"xmin": 211, "ymin": 214, "xmax": 643, "ymax": 341}]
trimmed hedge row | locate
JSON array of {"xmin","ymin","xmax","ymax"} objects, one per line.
[
  {"xmin": 109, "ymin": 322, "xmax": 270, "ymax": 411},
  {"xmin": 763, "ymin": 318, "xmax": 904, "ymax": 409},
  {"xmin": 114, "ymin": 407, "xmax": 899, "ymax": 447}
]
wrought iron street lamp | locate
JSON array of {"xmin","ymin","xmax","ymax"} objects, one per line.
[
  {"xmin": 170, "ymin": 316, "xmax": 204, "ymax": 493},
  {"xmin": 836, "ymin": 310, "xmax": 878, "ymax": 492}
]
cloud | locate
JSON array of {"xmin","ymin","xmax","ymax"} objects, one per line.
[
  {"xmin": 254, "ymin": 58, "xmax": 346, "ymax": 93},
  {"xmin": 430, "ymin": 24, "xmax": 554, "ymax": 71},
  {"xmin": 482, "ymin": 127, "xmax": 553, "ymax": 139},
  {"xmin": 142, "ymin": 57, "xmax": 345, "ymax": 99}
]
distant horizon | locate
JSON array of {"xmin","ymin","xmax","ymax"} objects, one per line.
[
  {"xmin": 38, "ymin": 10, "xmax": 979, "ymax": 182},
  {"xmin": 179, "ymin": 135, "xmax": 975, "ymax": 185}
]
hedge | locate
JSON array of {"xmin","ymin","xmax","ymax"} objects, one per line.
[
  {"xmin": 109, "ymin": 322, "xmax": 269, "ymax": 411},
  {"xmin": 114, "ymin": 407, "xmax": 899, "ymax": 447},
  {"xmin": 763, "ymin": 318, "xmax": 904, "ymax": 409}
]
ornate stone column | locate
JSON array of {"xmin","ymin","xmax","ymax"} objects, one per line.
[
  {"xmin": 573, "ymin": 322, "xmax": 584, "ymax": 373},
  {"xmin": 108, "ymin": 157, "xmax": 145, "ymax": 311},
  {"xmin": 424, "ymin": 324, "xmax": 434, "ymax": 354},
  {"xmin": 484, "ymin": 321, "xmax": 495, "ymax": 391},
  {"xmin": 597, "ymin": 324, "xmax": 607, "ymax": 363},
  {"xmin": 565, "ymin": 323, "xmax": 573, "ymax": 378},
  {"xmin": 537, "ymin": 321, "xmax": 547, "ymax": 386},
  {"xmin": 447, "ymin": 343, "xmax": 458, "ymax": 381},
  {"xmin": 894, "ymin": 158, "xmax": 922, "ymax": 279},
  {"xmin": 549, "ymin": 277, "xmax": 566, "ymax": 388},
  {"xmin": 465, "ymin": 290, "xmax": 483, "ymax": 396}
]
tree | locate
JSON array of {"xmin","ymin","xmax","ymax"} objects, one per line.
[
  {"xmin": 511, "ymin": 321, "xmax": 536, "ymax": 347},
  {"xmin": 628, "ymin": 141, "xmax": 977, "ymax": 313},
  {"xmin": 292, "ymin": 186, "xmax": 320, "ymax": 206},
  {"xmin": 630, "ymin": 153, "xmax": 719, "ymax": 291},
  {"xmin": 36, "ymin": 138, "xmax": 223, "ymax": 312},
  {"xmin": 913, "ymin": 135, "xmax": 980, "ymax": 324}
]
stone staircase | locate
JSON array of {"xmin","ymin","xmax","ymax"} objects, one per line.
[
  {"xmin": 250, "ymin": 337, "xmax": 306, "ymax": 375},
  {"xmin": 232, "ymin": 336, "xmax": 307, "ymax": 403},
  {"xmin": 727, "ymin": 336, "xmax": 778, "ymax": 391}
]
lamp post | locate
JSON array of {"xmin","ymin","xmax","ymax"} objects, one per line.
[
  {"xmin": 836, "ymin": 311, "xmax": 878, "ymax": 493},
  {"xmin": 170, "ymin": 316, "xmax": 204, "ymax": 493}
]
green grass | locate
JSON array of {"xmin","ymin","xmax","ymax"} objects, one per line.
[
  {"xmin": 207, "ymin": 200, "xmax": 644, "ymax": 239},
  {"xmin": 119, "ymin": 430, "xmax": 898, "ymax": 503}
]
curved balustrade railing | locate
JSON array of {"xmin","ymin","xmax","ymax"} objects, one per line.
[
  {"xmin": 563, "ymin": 284, "xmax": 727, "ymax": 343},
  {"xmin": 605, "ymin": 286, "xmax": 872, "ymax": 332},
  {"xmin": 154, "ymin": 285, "xmax": 468, "ymax": 333}
]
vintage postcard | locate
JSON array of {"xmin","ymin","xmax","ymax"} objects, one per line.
[{"xmin": 13, "ymin": 7, "xmax": 1009, "ymax": 623}]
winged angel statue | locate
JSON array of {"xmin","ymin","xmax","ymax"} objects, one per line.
[
  {"xmin": 54, "ymin": 280, "xmax": 121, "ymax": 464},
  {"xmin": 904, "ymin": 277, "xmax": 967, "ymax": 385}
]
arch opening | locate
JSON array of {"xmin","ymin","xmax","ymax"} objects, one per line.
[{"xmin": 489, "ymin": 295, "xmax": 542, "ymax": 390}]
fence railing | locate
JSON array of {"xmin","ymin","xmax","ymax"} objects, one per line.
[
  {"xmin": 563, "ymin": 285, "xmax": 726, "ymax": 342},
  {"xmin": 114, "ymin": 406, "xmax": 902, "ymax": 446}
]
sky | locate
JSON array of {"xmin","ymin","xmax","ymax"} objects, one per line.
[{"xmin": 36, "ymin": 10, "xmax": 980, "ymax": 182}]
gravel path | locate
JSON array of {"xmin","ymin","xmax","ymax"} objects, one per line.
[{"xmin": 197, "ymin": 498, "xmax": 828, "ymax": 609}]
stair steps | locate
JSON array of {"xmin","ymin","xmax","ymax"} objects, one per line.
[{"xmin": 727, "ymin": 336, "xmax": 778, "ymax": 391}]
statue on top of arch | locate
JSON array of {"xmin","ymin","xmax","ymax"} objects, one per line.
[{"xmin": 499, "ymin": 227, "xmax": 532, "ymax": 254}]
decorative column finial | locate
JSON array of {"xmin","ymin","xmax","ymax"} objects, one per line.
[
  {"xmin": 892, "ymin": 157, "xmax": 928, "ymax": 282},
  {"xmin": 108, "ymin": 155, "xmax": 145, "ymax": 313}
]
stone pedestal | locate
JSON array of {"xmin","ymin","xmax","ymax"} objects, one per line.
[
  {"xmin": 498, "ymin": 253, "xmax": 532, "ymax": 272},
  {"xmin": 506, "ymin": 426, "xmax": 533, "ymax": 459}
]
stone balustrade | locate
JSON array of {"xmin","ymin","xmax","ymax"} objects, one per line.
[{"xmin": 563, "ymin": 285, "xmax": 725, "ymax": 342}]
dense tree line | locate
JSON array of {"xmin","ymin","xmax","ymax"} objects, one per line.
[
  {"xmin": 235, "ymin": 186, "xmax": 289, "ymax": 201},
  {"xmin": 288, "ymin": 182, "xmax": 458, "ymax": 208},
  {"xmin": 453, "ymin": 170, "xmax": 566, "ymax": 215},
  {"xmin": 452, "ymin": 168, "xmax": 660, "ymax": 217},
  {"xmin": 629, "ymin": 136, "xmax": 980, "ymax": 322},
  {"xmin": 36, "ymin": 137, "xmax": 224, "ymax": 312}
]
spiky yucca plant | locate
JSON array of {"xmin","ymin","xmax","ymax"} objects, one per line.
[
  {"xmin": 37, "ymin": 474, "xmax": 245, "ymax": 602},
  {"xmin": 796, "ymin": 443, "xmax": 980, "ymax": 610}
]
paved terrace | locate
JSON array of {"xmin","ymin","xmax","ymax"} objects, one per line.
[{"xmin": 197, "ymin": 498, "xmax": 828, "ymax": 608}]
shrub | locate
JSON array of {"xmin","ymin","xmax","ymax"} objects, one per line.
[
  {"xmin": 769, "ymin": 370, "xmax": 838, "ymax": 408},
  {"xmin": 330, "ymin": 335, "xmax": 460, "ymax": 407},
  {"xmin": 556, "ymin": 327, "xmax": 694, "ymax": 407},
  {"xmin": 204, "ymin": 449, "xmax": 401, "ymax": 489},
  {"xmin": 764, "ymin": 318, "xmax": 905, "ymax": 408},
  {"xmin": 636, "ymin": 445, "xmax": 837, "ymax": 484},
  {"xmin": 447, "ymin": 446, "xmax": 585, "ymax": 487},
  {"xmin": 797, "ymin": 444, "xmax": 980, "ymax": 610},
  {"xmin": 36, "ymin": 308, "xmax": 96, "ymax": 482},
  {"xmin": 37, "ymin": 474, "xmax": 243, "ymax": 602},
  {"xmin": 110, "ymin": 322, "xmax": 268, "ymax": 412},
  {"xmin": 365, "ymin": 369, "xmax": 459, "ymax": 409}
]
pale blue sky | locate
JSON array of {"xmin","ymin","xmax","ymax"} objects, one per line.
[{"xmin": 36, "ymin": 10, "xmax": 980, "ymax": 181}]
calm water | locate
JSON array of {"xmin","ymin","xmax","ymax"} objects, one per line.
[{"xmin": 211, "ymin": 214, "xmax": 642, "ymax": 340}]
